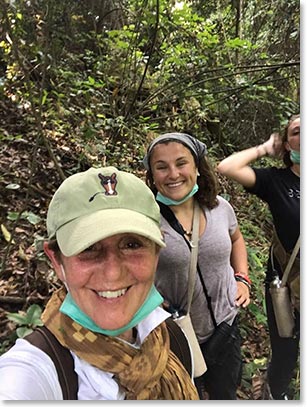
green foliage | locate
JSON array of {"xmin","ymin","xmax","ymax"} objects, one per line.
[
  {"xmin": 0, "ymin": 0, "xmax": 299, "ymax": 156},
  {"xmin": 6, "ymin": 304, "xmax": 44, "ymax": 339}
]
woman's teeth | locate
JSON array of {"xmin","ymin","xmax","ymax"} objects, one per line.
[
  {"xmin": 168, "ymin": 182, "xmax": 183, "ymax": 188},
  {"xmin": 97, "ymin": 288, "xmax": 127, "ymax": 299}
]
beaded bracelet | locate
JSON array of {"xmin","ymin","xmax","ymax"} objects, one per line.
[{"xmin": 234, "ymin": 273, "xmax": 252, "ymax": 290}]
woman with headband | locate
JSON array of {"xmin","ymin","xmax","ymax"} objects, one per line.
[{"xmin": 143, "ymin": 133, "xmax": 250, "ymax": 399}]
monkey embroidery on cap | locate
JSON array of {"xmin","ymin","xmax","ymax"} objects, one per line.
[{"xmin": 89, "ymin": 173, "xmax": 118, "ymax": 202}]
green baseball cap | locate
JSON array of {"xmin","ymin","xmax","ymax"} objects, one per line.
[{"xmin": 47, "ymin": 166, "xmax": 165, "ymax": 256}]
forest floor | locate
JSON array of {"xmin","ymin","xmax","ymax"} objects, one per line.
[{"xmin": 0, "ymin": 126, "xmax": 279, "ymax": 400}]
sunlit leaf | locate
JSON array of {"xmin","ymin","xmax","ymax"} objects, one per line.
[
  {"xmin": 18, "ymin": 245, "xmax": 29, "ymax": 261},
  {"xmin": 1, "ymin": 224, "xmax": 15, "ymax": 243},
  {"xmin": 5, "ymin": 184, "xmax": 20, "ymax": 190}
]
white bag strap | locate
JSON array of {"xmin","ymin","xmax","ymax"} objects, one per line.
[{"xmin": 186, "ymin": 201, "xmax": 200, "ymax": 313}]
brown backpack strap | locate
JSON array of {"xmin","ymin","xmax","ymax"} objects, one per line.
[
  {"xmin": 165, "ymin": 317, "xmax": 193, "ymax": 377},
  {"xmin": 25, "ymin": 326, "xmax": 78, "ymax": 400}
]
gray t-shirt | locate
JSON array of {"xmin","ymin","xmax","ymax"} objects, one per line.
[{"xmin": 155, "ymin": 196, "xmax": 238, "ymax": 343}]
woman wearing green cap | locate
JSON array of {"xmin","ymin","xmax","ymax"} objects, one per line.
[
  {"xmin": 217, "ymin": 115, "xmax": 300, "ymax": 400},
  {"xmin": 143, "ymin": 133, "xmax": 250, "ymax": 399},
  {"xmin": 0, "ymin": 167, "xmax": 199, "ymax": 400}
]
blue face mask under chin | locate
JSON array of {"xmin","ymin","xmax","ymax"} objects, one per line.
[
  {"xmin": 60, "ymin": 285, "xmax": 163, "ymax": 337},
  {"xmin": 290, "ymin": 150, "xmax": 300, "ymax": 164},
  {"xmin": 156, "ymin": 184, "xmax": 199, "ymax": 206}
]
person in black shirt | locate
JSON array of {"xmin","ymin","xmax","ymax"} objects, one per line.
[{"xmin": 217, "ymin": 114, "xmax": 300, "ymax": 400}]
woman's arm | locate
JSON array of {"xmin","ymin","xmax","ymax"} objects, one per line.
[
  {"xmin": 230, "ymin": 227, "xmax": 250, "ymax": 308},
  {"xmin": 217, "ymin": 133, "xmax": 282, "ymax": 188}
]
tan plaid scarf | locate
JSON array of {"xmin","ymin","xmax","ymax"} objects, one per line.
[{"xmin": 41, "ymin": 288, "xmax": 199, "ymax": 400}]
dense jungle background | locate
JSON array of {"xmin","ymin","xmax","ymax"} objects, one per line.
[{"xmin": 0, "ymin": 0, "xmax": 300, "ymax": 400}]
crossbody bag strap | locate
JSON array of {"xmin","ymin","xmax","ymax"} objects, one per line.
[
  {"xmin": 186, "ymin": 201, "xmax": 200, "ymax": 313},
  {"xmin": 157, "ymin": 201, "xmax": 186, "ymax": 235},
  {"xmin": 281, "ymin": 236, "xmax": 300, "ymax": 287}
]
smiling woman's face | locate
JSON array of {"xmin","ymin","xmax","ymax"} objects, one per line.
[
  {"xmin": 150, "ymin": 141, "xmax": 198, "ymax": 201},
  {"xmin": 44, "ymin": 233, "xmax": 159, "ymax": 331}
]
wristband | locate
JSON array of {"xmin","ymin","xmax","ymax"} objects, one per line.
[
  {"xmin": 235, "ymin": 276, "xmax": 251, "ymax": 290},
  {"xmin": 234, "ymin": 273, "xmax": 251, "ymax": 284},
  {"xmin": 234, "ymin": 273, "xmax": 252, "ymax": 288}
]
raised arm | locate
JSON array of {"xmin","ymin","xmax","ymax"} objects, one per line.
[{"xmin": 217, "ymin": 133, "xmax": 283, "ymax": 188}]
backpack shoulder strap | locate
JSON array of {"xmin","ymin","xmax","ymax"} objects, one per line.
[
  {"xmin": 24, "ymin": 326, "xmax": 78, "ymax": 400},
  {"xmin": 165, "ymin": 317, "xmax": 192, "ymax": 377}
]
